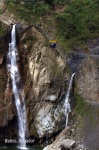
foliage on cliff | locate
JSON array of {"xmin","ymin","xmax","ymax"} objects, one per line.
[
  {"xmin": 4, "ymin": 0, "xmax": 68, "ymax": 23},
  {"xmin": 0, "ymin": 22, "xmax": 7, "ymax": 36},
  {"xmin": 4, "ymin": 0, "xmax": 99, "ymax": 50},
  {"xmin": 56, "ymin": 0, "xmax": 99, "ymax": 49},
  {"xmin": 74, "ymin": 93, "xmax": 95, "ymax": 128}
]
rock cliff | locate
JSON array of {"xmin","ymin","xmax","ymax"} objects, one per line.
[
  {"xmin": 77, "ymin": 55, "xmax": 99, "ymax": 102},
  {"xmin": 20, "ymin": 26, "xmax": 68, "ymax": 138},
  {"xmin": 0, "ymin": 23, "xmax": 70, "ymax": 141},
  {"xmin": 1, "ymin": 1, "xmax": 99, "ymax": 150}
]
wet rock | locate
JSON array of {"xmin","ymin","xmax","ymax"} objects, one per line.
[
  {"xmin": 67, "ymin": 52, "xmax": 84, "ymax": 72},
  {"xmin": 44, "ymin": 95, "xmax": 57, "ymax": 102},
  {"xmin": 0, "ymin": 58, "xmax": 3, "ymax": 65},
  {"xmin": 60, "ymin": 139, "xmax": 75, "ymax": 149},
  {"xmin": 15, "ymin": 23, "xmax": 24, "ymax": 31},
  {"xmin": 0, "ymin": 108, "xmax": 7, "ymax": 127},
  {"xmin": 30, "ymin": 100, "xmax": 65, "ymax": 138}
]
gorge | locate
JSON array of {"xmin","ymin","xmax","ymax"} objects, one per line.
[{"xmin": 1, "ymin": 0, "xmax": 99, "ymax": 150}]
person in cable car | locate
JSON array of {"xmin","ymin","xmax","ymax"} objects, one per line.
[{"xmin": 49, "ymin": 40, "xmax": 57, "ymax": 48}]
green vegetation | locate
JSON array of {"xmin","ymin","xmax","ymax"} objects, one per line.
[
  {"xmin": 4, "ymin": 0, "xmax": 99, "ymax": 50},
  {"xmin": 0, "ymin": 22, "xmax": 7, "ymax": 36},
  {"xmin": 74, "ymin": 93, "xmax": 94, "ymax": 127},
  {"xmin": 74, "ymin": 93, "xmax": 86, "ymax": 117},
  {"xmin": 44, "ymin": 40, "xmax": 49, "ymax": 47},
  {"xmin": 44, "ymin": 0, "xmax": 70, "ymax": 6},
  {"xmin": 21, "ymin": 35, "xmax": 37, "ymax": 44},
  {"xmin": 0, "ymin": 76, "xmax": 6, "ymax": 92},
  {"xmin": 4, "ymin": 0, "xmax": 69, "ymax": 24},
  {"xmin": 21, "ymin": 35, "xmax": 37, "ymax": 52},
  {"xmin": 56, "ymin": 0, "xmax": 99, "ymax": 50},
  {"xmin": 5, "ymin": 0, "xmax": 50, "ymax": 23}
]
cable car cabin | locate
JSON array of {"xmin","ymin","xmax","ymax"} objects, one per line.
[{"xmin": 49, "ymin": 40, "xmax": 57, "ymax": 48}]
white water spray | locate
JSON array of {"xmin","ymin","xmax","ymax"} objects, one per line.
[
  {"xmin": 7, "ymin": 24, "xmax": 27, "ymax": 149},
  {"xmin": 64, "ymin": 73, "xmax": 75, "ymax": 127}
]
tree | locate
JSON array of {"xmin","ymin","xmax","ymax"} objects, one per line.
[{"xmin": 56, "ymin": 0, "xmax": 99, "ymax": 40}]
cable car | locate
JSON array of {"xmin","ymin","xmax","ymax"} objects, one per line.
[{"xmin": 49, "ymin": 40, "xmax": 57, "ymax": 48}]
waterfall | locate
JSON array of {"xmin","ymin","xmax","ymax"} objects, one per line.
[
  {"xmin": 64, "ymin": 73, "xmax": 75, "ymax": 127},
  {"xmin": 7, "ymin": 24, "xmax": 27, "ymax": 149}
]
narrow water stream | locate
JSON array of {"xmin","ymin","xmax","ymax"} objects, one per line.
[{"xmin": 64, "ymin": 73, "xmax": 75, "ymax": 127}]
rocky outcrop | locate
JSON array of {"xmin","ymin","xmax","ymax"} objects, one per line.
[
  {"xmin": 0, "ymin": 3, "xmax": 69, "ymax": 141},
  {"xmin": 66, "ymin": 44, "xmax": 99, "ymax": 103},
  {"xmin": 19, "ymin": 26, "xmax": 70, "ymax": 138},
  {"xmin": 0, "ymin": 21, "xmax": 70, "ymax": 142},
  {"xmin": 60, "ymin": 139, "xmax": 75, "ymax": 149},
  {"xmin": 43, "ymin": 127, "xmax": 85, "ymax": 150},
  {"xmin": 0, "ymin": 1, "xmax": 15, "ymax": 26},
  {"xmin": 76, "ymin": 55, "xmax": 99, "ymax": 102}
]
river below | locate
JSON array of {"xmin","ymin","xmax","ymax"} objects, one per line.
[{"xmin": 0, "ymin": 145, "xmax": 43, "ymax": 150}]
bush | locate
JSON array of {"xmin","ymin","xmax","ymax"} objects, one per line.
[
  {"xmin": 56, "ymin": 0, "xmax": 99, "ymax": 49},
  {"xmin": 45, "ymin": 0, "xmax": 69, "ymax": 6},
  {"xmin": 0, "ymin": 22, "xmax": 6, "ymax": 36},
  {"xmin": 5, "ymin": 0, "xmax": 50, "ymax": 23}
]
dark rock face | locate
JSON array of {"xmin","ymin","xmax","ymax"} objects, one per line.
[
  {"xmin": 15, "ymin": 23, "xmax": 25, "ymax": 34},
  {"xmin": 87, "ymin": 38, "xmax": 99, "ymax": 55},
  {"xmin": 66, "ymin": 43, "xmax": 99, "ymax": 103},
  {"xmin": 66, "ymin": 52, "xmax": 84, "ymax": 72},
  {"xmin": 76, "ymin": 55, "xmax": 99, "ymax": 102}
]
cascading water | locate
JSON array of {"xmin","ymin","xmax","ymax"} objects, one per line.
[
  {"xmin": 7, "ymin": 24, "xmax": 27, "ymax": 149},
  {"xmin": 64, "ymin": 73, "xmax": 75, "ymax": 127}
]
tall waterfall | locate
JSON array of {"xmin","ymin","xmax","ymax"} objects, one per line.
[
  {"xmin": 64, "ymin": 73, "xmax": 75, "ymax": 127},
  {"xmin": 7, "ymin": 24, "xmax": 27, "ymax": 149}
]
